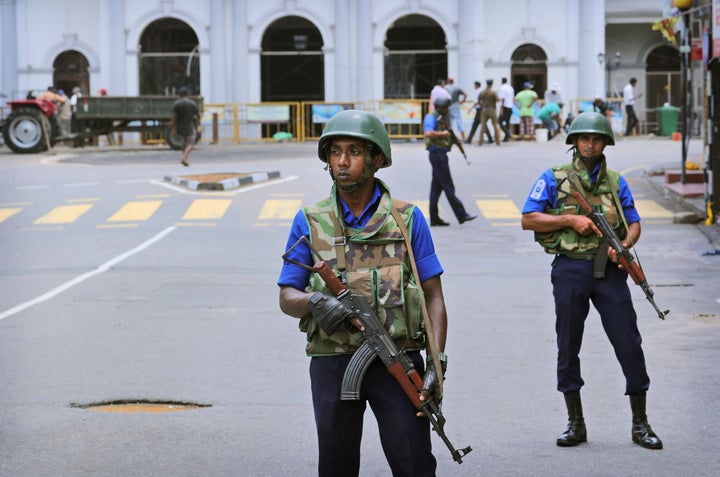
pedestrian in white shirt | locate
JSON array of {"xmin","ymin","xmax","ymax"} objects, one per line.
[{"xmin": 623, "ymin": 78, "xmax": 641, "ymax": 136}]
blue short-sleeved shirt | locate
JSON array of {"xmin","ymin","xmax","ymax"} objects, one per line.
[
  {"xmin": 522, "ymin": 162, "xmax": 641, "ymax": 224},
  {"xmin": 278, "ymin": 182, "xmax": 443, "ymax": 290},
  {"xmin": 423, "ymin": 113, "xmax": 439, "ymax": 135}
]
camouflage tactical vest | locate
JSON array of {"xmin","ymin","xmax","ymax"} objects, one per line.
[
  {"xmin": 534, "ymin": 155, "xmax": 626, "ymax": 255},
  {"xmin": 423, "ymin": 111, "xmax": 452, "ymax": 149},
  {"xmin": 300, "ymin": 181, "xmax": 425, "ymax": 356}
]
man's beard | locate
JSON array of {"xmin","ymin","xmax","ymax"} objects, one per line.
[{"xmin": 330, "ymin": 158, "xmax": 375, "ymax": 193}]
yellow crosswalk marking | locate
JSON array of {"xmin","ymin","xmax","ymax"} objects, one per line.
[
  {"xmin": 0, "ymin": 208, "xmax": 22, "ymax": 223},
  {"xmin": 182, "ymin": 199, "xmax": 232, "ymax": 220},
  {"xmin": 34, "ymin": 204, "xmax": 93, "ymax": 224},
  {"xmin": 10, "ymin": 197, "xmax": 677, "ymax": 229},
  {"xmin": 475, "ymin": 199, "xmax": 520, "ymax": 219},
  {"xmin": 107, "ymin": 201, "xmax": 162, "ymax": 222},
  {"xmin": 259, "ymin": 199, "xmax": 302, "ymax": 219},
  {"xmin": 634, "ymin": 200, "xmax": 674, "ymax": 219}
]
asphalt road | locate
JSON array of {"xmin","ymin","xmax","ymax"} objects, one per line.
[{"xmin": 0, "ymin": 136, "xmax": 718, "ymax": 476}]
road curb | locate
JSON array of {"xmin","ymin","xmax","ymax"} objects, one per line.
[{"xmin": 163, "ymin": 170, "xmax": 281, "ymax": 191}]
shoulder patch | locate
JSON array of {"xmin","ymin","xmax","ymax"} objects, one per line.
[{"xmin": 530, "ymin": 179, "xmax": 546, "ymax": 200}]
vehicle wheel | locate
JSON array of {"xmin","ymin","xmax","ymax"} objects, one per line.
[
  {"xmin": 164, "ymin": 125, "xmax": 199, "ymax": 151},
  {"xmin": 2, "ymin": 108, "xmax": 49, "ymax": 153},
  {"xmin": 165, "ymin": 125, "xmax": 182, "ymax": 150}
]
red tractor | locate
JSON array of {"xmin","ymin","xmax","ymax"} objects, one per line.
[{"xmin": 2, "ymin": 98, "xmax": 62, "ymax": 153}]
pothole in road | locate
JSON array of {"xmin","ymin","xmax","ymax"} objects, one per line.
[{"xmin": 71, "ymin": 399, "xmax": 212, "ymax": 413}]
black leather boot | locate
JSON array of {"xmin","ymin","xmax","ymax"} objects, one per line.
[
  {"xmin": 629, "ymin": 393, "xmax": 663, "ymax": 449},
  {"xmin": 556, "ymin": 391, "xmax": 587, "ymax": 447}
]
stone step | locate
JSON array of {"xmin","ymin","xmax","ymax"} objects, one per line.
[
  {"xmin": 664, "ymin": 169, "xmax": 705, "ymax": 184},
  {"xmin": 665, "ymin": 181, "xmax": 705, "ymax": 198}
]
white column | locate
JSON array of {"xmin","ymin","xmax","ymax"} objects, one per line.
[
  {"xmin": 107, "ymin": 0, "xmax": 125, "ymax": 94},
  {"xmin": 577, "ymin": 0, "xmax": 605, "ymax": 99},
  {"xmin": 0, "ymin": 0, "xmax": 18, "ymax": 99},
  {"xmin": 356, "ymin": 0, "xmax": 373, "ymax": 101},
  {"xmin": 232, "ymin": 0, "xmax": 248, "ymax": 102},
  {"xmin": 325, "ymin": 50, "xmax": 336, "ymax": 101},
  {"xmin": 209, "ymin": 0, "xmax": 224, "ymax": 102},
  {"xmin": 333, "ymin": 0, "xmax": 351, "ymax": 102},
  {"xmin": 458, "ymin": 0, "xmax": 483, "ymax": 87}
]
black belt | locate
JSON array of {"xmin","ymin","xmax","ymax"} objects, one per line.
[
  {"xmin": 558, "ymin": 253, "xmax": 595, "ymax": 261},
  {"xmin": 559, "ymin": 247, "xmax": 609, "ymax": 278}
]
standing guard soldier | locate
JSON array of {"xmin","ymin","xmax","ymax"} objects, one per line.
[
  {"xmin": 278, "ymin": 109, "xmax": 453, "ymax": 476},
  {"xmin": 520, "ymin": 112, "xmax": 663, "ymax": 450}
]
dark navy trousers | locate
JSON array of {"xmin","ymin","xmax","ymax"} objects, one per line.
[
  {"xmin": 310, "ymin": 351, "xmax": 436, "ymax": 477},
  {"xmin": 428, "ymin": 148, "xmax": 468, "ymax": 223},
  {"xmin": 551, "ymin": 255, "xmax": 650, "ymax": 395}
]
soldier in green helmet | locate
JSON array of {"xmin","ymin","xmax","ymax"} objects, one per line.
[
  {"xmin": 278, "ymin": 109, "xmax": 450, "ymax": 476},
  {"xmin": 520, "ymin": 112, "xmax": 663, "ymax": 450}
]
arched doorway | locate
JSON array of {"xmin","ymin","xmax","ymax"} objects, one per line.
[
  {"xmin": 510, "ymin": 44, "xmax": 547, "ymax": 98},
  {"xmin": 384, "ymin": 14, "xmax": 446, "ymax": 99},
  {"xmin": 646, "ymin": 45, "xmax": 681, "ymax": 104},
  {"xmin": 53, "ymin": 50, "xmax": 89, "ymax": 95},
  {"xmin": 139, "ymin": 18, "xmax": 200, "ymax": 96},
  {"xmin": 645, "ymin": 44, "xmax": 681, "ymax": 129},
  {"xmin": 260, "ymin": 16, "xmax": 324, "ymax": 101}
]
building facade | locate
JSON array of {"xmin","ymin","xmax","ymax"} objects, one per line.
[{"xmin": 0, "ymin": 0, "xmax": 703, "ymax": 131}]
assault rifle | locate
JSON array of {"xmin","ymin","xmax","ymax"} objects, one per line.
[
  {"xmin": 567, "ymin": 178, "xmax": 669, "ymax": 320},
  {"xmin": 437, "ymin": 114, "xmax": 471, "ymax": 165},
  {"xmin": 282, "ymin": 237, "xmax": 472, "ymax": 464}
]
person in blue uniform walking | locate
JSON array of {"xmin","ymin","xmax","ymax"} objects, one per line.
[
  {"xmin": 520, "ymin": 112, "xmax": 663, "ymax": 450},
  {"xmin": 423, "ymin": 96, "xmax": 477, "ymax": 226}
]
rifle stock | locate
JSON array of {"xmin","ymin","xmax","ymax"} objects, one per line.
[
  {"xmin": 567, "ymin": 181, "xmax": 669, "ymax": 320},
  {"xmin": 311, "ymin": 260, "xmax": 472, "ymax": 464}
]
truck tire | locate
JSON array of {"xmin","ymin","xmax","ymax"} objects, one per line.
[
  {"xmin": 165, "ymin": 125, "xmax": 200, "ymax": 151},
  {"xmin": 2, "ymin": 108, "xmax": 50, "ymax": 153}
]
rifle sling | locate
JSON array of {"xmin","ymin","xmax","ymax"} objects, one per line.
[
  {"xmin": 330, "ymin": 209, "xmax": 347, "ymax": 279},
  {"xmin": 390, "ymin": 205, "xmax": 444, "ymax": 398}
]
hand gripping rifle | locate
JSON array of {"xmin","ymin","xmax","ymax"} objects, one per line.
[
  {"xmin": 282, "ymin": 237, "xmax": 472, "ymax": 464},
  {"xmin": 567, "ymin": 178, "xmax": 669, "ymax": 320},
  {"xmin": 437, "ymin": 114, "xmax": 471, "ymax": 165}
]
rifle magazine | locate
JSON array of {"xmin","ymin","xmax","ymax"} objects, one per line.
[{"xmin": 340, "ymin": 341, "xmax": 377, "ymax": 401}]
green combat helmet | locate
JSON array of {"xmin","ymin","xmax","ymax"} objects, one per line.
[
  {"xmin": 566, "ymin": 111, "xmax": 615, "ymax": 146},
  {"xmin": 318, "ymin": 109, "xmax": 392, "ymax": 168}
]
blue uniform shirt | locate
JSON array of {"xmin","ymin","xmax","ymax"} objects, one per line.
[
  {"xmin": 423, "ymin": 113, "xmax": 450, "ymax": 152},
  {"xmin": 278, "ymin": 182, "xmax": 443, "ymax": 290},
  {"xmin": 522, "ymin": 161, "xmax": 641, "ymax": 224}
]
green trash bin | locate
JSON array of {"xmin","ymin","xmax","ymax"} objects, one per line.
[{"xmin": 655, "ymin": 105, "xmax": 680, "ymax": 137}]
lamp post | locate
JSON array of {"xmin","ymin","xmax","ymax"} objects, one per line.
[{"xmin": 677, "ymin": 0, "xmax": 693, "ymax": 184}]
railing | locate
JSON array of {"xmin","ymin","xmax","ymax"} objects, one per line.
[{"xmin": 195, "ymin": 99, "xmax": 432, "ymax": 144}]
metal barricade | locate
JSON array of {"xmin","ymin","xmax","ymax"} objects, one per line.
[
  {"xmin": 368, "ymin": 99, "xmax": 428, "ymax": 140},
  {"xmin": 301, "ymin": 102, "xmax": 365, "ymax": 142}
]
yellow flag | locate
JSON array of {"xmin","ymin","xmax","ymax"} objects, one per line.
[{"xmin": 652, "ymin": 17, "xmax": 679, "ymax": 44}]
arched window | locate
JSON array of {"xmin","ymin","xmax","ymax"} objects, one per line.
[
  {"xmin": 53, "ymin": 50, "xmax": 89, "ymax": 95},
  {"xmin": 139, "ymin": 18, "xmax": 199, "ymax": 95},
  {"xmin": 261, "ymin": 16, "xmax": 324, "ymax": 101},
  {"xmin": 384, "ymin": 14, "xmax": 446, "ymax": 99}
]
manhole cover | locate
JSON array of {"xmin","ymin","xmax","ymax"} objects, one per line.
[{"xmin": 71, "ymin": 400, "xmax": 212, "ymax": 413}]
